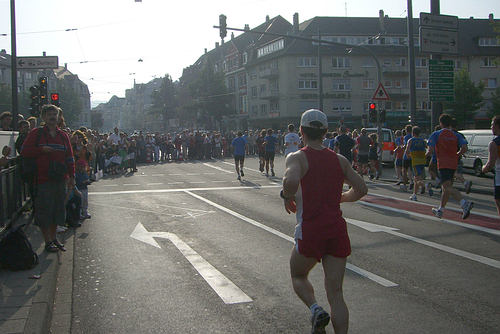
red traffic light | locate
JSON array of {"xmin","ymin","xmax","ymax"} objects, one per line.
[
  {"xmin": 51, "ymin": 93, "xmax": 59, "ymax": 101},
  {"xmin": 369, "ymin": 103, "xmax": 376, "ymax": 110}
]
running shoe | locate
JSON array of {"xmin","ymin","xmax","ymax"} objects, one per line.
[
  {"xmin": 420, "ymin": 186, "xmax": 425, "ymax": 195},
  {"xmin": 56, "ymin": 226, "xmax": 67, "ymax": 233},
  {"xmin": 400, "ymin": 184, "xmax": 408, "ymax": 192},
  {"xmin": 396, "ymin": 181, "xmax": 402, "ymax": 185},
  {"xmin": 432, "ymin": 207, "xmax": 443, "ymax": 219},
  {"xmin": 409, "ymin": 194, "xmax": 417, "ymax": 201},
  {"xmin": 240, "ymin": 169, "xmax": 244, "ymax": 177},
  {"xmin": 45, "ymin": 242, "xmax": 59, "ymax": 253},
  {"xmin": 271, "ymin": 170, "xmax": 275, "ymax": 177},
  {"xmin": 464, "ymin": 180, "xmax": 472, "ymax": 194},
  {"xmin": 310, "ymin": 306, "xmax": 330, "ymax": 334},
  {"xmin": 462, "ymin": 201, "xmax": 473, "ymax": 219},
  {"xmin": 237, "ymin": 175, "xmax": 241, "ymax": 181},
  {"xmin": 369, "ymin": 174, "xmax": 374, "ymax": 180},
  {"xmin": 409, "ymin": 183, "xmax": 414, "ymax": 190},
  {"xmin": 265, "ymin": 172, "xmax": 269, "ymax": 177},
  {"xmin": 428, "ymin": 187, "xmax": 434, "ymax": 197}
]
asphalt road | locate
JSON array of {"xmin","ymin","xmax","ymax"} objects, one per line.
[{"xmin": 68, "ymin": 156, "xmax": 499, "ymax": 334}]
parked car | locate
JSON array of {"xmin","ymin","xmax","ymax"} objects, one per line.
[
  {"xmin": 364, "ymin": 128, "xmax": 396, "ymax": 164},
  {"xmin": 460, "ymin": 129, "xmax": 494, "ymax": 176}
]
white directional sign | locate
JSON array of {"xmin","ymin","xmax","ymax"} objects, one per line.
[
  {"xmin": 17, "ymin": 56, "xmax": 59, "ymax": 70},
  {"xmin": 420, "ymin": 12, "xmax": 458, "ymax": 30},
  {"xmin": 130, "ymin": 222, "xmax": 253, "ymax": 304},
  {"xmin": 420, "ymin": 28, "xmax": 458, "ymax": 54}
]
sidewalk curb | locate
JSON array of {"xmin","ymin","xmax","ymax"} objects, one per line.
[{"xmin": 377, "ymin": 177, "xmax": 493, "ymax": 196}]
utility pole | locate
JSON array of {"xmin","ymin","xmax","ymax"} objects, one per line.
[
  {"xmin": 430, "ymin": 0, "xmax": 442, "ymax": 131},
  {"xmin": 407, "ymin": 0, "xmax": 417, "ymax": 125},
  {"xmin": 10, "ymin": 0, "xmax": 18, "ymax": 130}
]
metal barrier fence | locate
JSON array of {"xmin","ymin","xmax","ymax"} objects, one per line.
[{"xmin": 0, "ymin": 157, "xmax": 30, "ymax": 233}]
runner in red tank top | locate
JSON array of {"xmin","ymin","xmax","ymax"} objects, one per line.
[{"xmin": 281, "ymin": 109, "xmax": 367, "ymax": 334}]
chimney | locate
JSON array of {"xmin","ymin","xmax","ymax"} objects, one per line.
[
  {"xmin": 244, "ymin": 24, "xmax": 250, "ymax": 31},
  {"xmin": 204, "ymin": 48, "xmax": 207, "ymax": 54},
  {"xmin": 489, "ymin": 13, "xmax": 494, "ymax": 22},
  {"xmin": 293, "ymin": 13, "xmax": 299, "ymax": 33},
  {"xmin": 231, "ymin": 32, "xmax": 234, "ymax": 39},
  {"xmin": 470, "ymin": 16, "xmax": 474, "ymax": 19},
  {"xmin": 215, "ymin": 42, "xmax": 219, "ymax": 48},
  {"xmin": 379, "ymin": 10, "xmax": 386, "ymax": 33},
  {"xmin": 42, "ymin": 51, "xmax": 46, "ymax": 56},
  {"xmin": 266, "ymin": 15, "xmax": 270, "ymax": 23},
  {"xmin": 64, "ymin": 63, "xmax": 67, "ymax": 70}
]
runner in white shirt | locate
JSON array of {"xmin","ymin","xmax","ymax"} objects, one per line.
[{"xmin": 284, "ymin": 124, "xmax": 301, "ymax": 156}]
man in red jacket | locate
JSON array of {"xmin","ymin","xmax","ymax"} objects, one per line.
[{"xmin": 21, "ymin": 105, "xmax": 75, "ymax": 252}]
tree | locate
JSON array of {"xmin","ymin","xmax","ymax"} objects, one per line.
[
  {"xmin": 188, "ymin": 62, "xmax": 231, "ymax": 129},
  {"xmin": 488, "ymin": 86, "xmax": 500, "ymax": 119},
  {"xmin": 0, "ymin": 84, "xmax": 35, "ymax": 118},
  {"xmin": 91, "ymin": 111, "xmax": 104, "ymax": 129},
  {"xmin": 445, "ymin": 69, "xmax": 484, "ymax": 128},
  {"xmin": 150, "ymin": 74, "xmax": 178, "ymax": 125},
  {"xmin": 56, "ymin": 79, "xmax": 83, "ymax": 126}
]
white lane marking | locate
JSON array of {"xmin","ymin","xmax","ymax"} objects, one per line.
[
  {"xmin": 152, "ymin": 174, "xmax": 165, "ymax": 176},
  {"xmin": 189, "ymin": 181, "xmax": 206, "ymax": 184},
  {"xmin": 212, "ymin": 181, "xmax": 227, "ymax": 183},
  {"xmin": 348, "ymin": 218, "xmax": 500, "ymax": 270},
  {"xmin": 184, "ymin": 190, "xmax": 398, "ymax": 288},
  {"xmin": 123, "ymin": 183, "xmax": 140, "ymax": 186},
  {"xmin": 131, "ymin": 223, "xmax": 252, "ymax": 304},
  {"xmin": 367, "ymin": 192, "xmax": 500, "ymax": 220},
  {"xmin": 168, "ymin": 182, "xmax": 184, "ymax": 185},
  {"xmin": 203, "ymin": 173, "xmax": 216, "ymax": 175},
  {"xmin": 203, "ymin": 163, "xmax": 233, "ymax": 174},
  {"xmin": 359, "ymin": 200, "xmax": 500, "ymax": 237},
  {"xmin": 147, "ymin": 183, "xmax": 164, "ymax": 186},
  {"xmin": 169, "ymin": 173, "xmax": 182, "ymax": 176},
  {"xmin": 103, "ymin": 184, "xmax": 118, "ymax": 187},
  {"xmin": 186, "ymin": 173, "xmax": 200, "ymax": 176},
  {"xmin": 89, "ymin": 185, "xmax": 281, "ymax": 195},
  {"xmin": 137, "ymin": 175, "xmax": 148, "ymax": 177}
]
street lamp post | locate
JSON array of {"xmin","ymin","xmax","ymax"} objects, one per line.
[{"xmin": 10, "ymin": 0, "xmax": 19, "ymax": 130}]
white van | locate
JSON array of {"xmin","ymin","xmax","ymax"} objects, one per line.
[
  {"xmin": 460, "ymin": 129, "xmax": 494, "ymax": 176},
  {"xmin": 364, "ymin": 128, "xmax": 395, "ymax": 164}
]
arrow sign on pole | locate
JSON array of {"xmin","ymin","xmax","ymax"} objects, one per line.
[
  {"xmin": 130, "ymin": 222, "xmax": 253, "ymax": 304},
  {"xmin": 372, "ymin": 82, "xmax": 390, "ymax": 101},
  {"xmin": 346, "ymin": 218, "xmax": 500, "ymax": 269}
]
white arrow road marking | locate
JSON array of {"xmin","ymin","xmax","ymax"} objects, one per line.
[
  {"xmin": 184, "ymin": 191, "xmax": 398, "ymax": 288},
  {"xmin": 131, "ymin": 223, "xmax": 253, "ymax": 304},
  {"xmin": 203, "ymin": 163, "xmax": 233, "ymax": 173},
  {"xmin": 347, "ymin": 218, "xmax": 500, "ymax": 269}
]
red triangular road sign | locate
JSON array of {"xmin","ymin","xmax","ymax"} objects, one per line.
[{"xmin": 372, "ymin": 83, "xmax": 390, "ymax": 101}]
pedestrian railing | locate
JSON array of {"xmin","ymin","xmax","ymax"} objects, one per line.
[{"xmin": 0, "ymin": 158, "xmax": 30, "ymax": 234}]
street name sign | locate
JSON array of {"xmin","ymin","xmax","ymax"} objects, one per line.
[
  {"xmin": 420, "ymin": 13, "xmax": 458, "ymax": 30},
  {"xmin": 17, "ymin": 56, "xmax": 59, "ymax": 70},
  {"xmin": 372, "ymin": 82, "xmax": 390, "ymax": 101},
  {"xmin": 429, "ymin": 59, "xmax": 454, "ymax": 102}
]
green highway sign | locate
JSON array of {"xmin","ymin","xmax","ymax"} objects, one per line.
[
  {"xmin": 430, "ymin": 83, "xmax": 454, "ymax": 90},
  {"xmin": 429, "ymin": 59, "xmax": 454, "ymax": 66},
  {"xmin": 429, "ymin": 77, "xmax": 454, "ymax": 84},
  {"xmin": 429, "ymin": 65, "xmax": 454, "ymax": 71},
  {"xmin": 430, "ymin": 95, "xmax": 454, "ymax": 102},
  {"xmin": 430, "ymin": 89, "xmax": 454, "ymax": 95},
  {"xmin": 429, "ymin": 71, "xmax": 454, "ymax": 78}
]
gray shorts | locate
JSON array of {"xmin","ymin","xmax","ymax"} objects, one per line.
[{"xmin": 35, "ymin": 180, "xmax": 66, "ymax": 229}]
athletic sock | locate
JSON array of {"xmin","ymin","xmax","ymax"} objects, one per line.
[{"xmin": 309, "ymin": 303, "xmax": 321, "ymax": 315}]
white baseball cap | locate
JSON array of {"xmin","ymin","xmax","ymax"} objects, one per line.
[{"xmin": 300, "ymin": 109, "xmax": 328, "ymax": 129}]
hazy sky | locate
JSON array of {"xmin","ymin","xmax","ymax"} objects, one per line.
[{"xmin": 0, "ymin": 0, "xmax": 498, "ymax": 105}]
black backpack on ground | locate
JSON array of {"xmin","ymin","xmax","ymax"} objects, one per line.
[{"xmin": 0, "ymin": 224, "xmax": 39, "ymax": 271}]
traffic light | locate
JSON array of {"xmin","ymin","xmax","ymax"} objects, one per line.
[
  {"xmin": 29, "ymin": 85, "xmax": 40, "ymax": 116},
  {"xmin": 51, "ymin": 93, "xmax": 60, "ymax": 106},
  {"xmin": 219, "ymin": 14, "xmax": 227, "ymax": 40},
  {"xmin": 369, "ymin": 103, "xmax": 377, "ymax": 123},
  {"xmin": 380, "ymin": 109, "xmax": 386, "ymax": 123},
  {"xmin": 39, "ymin": 76, "xmax": 48, "ymax": 106}
]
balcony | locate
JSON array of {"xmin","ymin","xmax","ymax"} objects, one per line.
[
  {"xmin": 260, "ymin": 89, "xmax": 280, "ymax": 100},
  {"xmin": 386, "ymin": 87, "xmax": 409, "ymax": 98},
  {"xmin": 259, "ymin": 68, "xmax": 279, "ymax": 79}
]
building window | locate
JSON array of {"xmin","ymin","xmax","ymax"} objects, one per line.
[
  {"xmin": 362, "ymin": 58, "xmax": 375, "ymax": 67},
  {"xmin": 481, "ymin": 57, "xmax": 497, "ymax": 67},
  {"xmin": 298, "ymin": 57, "xmax": 318, "ymax": 67},
  {"xmin": 228, "ymin": 77, "xmax": 235, "ymax": 91},
  {"xmin": 383, "ymin": 59, "xmax": 392, "ymax": 66},
  {"xmin": 455, "ymin": 60, "xmax": 462, "ymax": 69},
  {"xmin": 251, "ymin": 86, "xmax": 257, "ymax": 98},
  {"xmin": 257, "ymin": 39, "xmax": 284, "ymax": 58},
  {"xmin": 332, "ymin": 102, "xmax": 352, "ymax": 113},
  {"xmin": 394, "ymin": 79, "xmax": 402, "ymax": 88},
  {"xmin": 485, "ymin": 78, "xmax": 497, "ymax": 88},
  {"xmin": 332, "ymin": 79, "xmax": 351, "ymax": 91},
  {"xmin": 270, "ymin": 102, "xmax": 279, "ymax": 111},
  {"xmin": 362, "ymin": 80, "xmax": 374, "ymax": 89},
  {"xmin": 395, "ymin": 58, "xmax": 407, "ymax": 66},
  {"xmin": 238, "ymin": 73, "xmax": 247, "ymax": 88},
  {"xmin": 385, "ymin": 101, "xmax": 392, "ymax": 110},
  {"xmin": 384, "ymin": 80, "xmax": 392, "ymax": 88},
  {"xmin": 242, "ymin": 52, "xmax": 248, "ymax": 64},
  {"xmin": 251, "ymin": 105, "xmax": 258, "ymax": 116},
  {"xmin": 298, "ymin": 80, "xmax": 318, "ymax": 89},
  {"xmin": 415, "ymin": 58, "xmax": 427, "ymax": 67},
  {"xmin": 332, "ymin": 57, "xmax": 351, "ymax": 68},
  {"xmin": 479, "ymin": 37, "xmax": 499, "ymax": 46},
  {"xmin": 260, "ymin": 104, "xmax": 267, "ymax": 115},
  {"xmin": 260, "ymin": 84, "xmax": 267, "ymax": 94},
  {"xmin": 394, "ymin": 102, "xmax": 402, "ymax": 110},
  {"xmin": 416, "ymin": 80, "xmax": 428, "ymax": 89}
]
